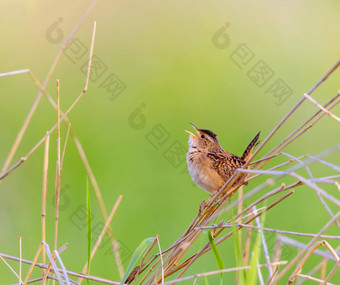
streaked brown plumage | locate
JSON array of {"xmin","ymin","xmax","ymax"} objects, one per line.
[{"xmin": 185, "ymin": 123, "xmax": 260, "ymax": 194}]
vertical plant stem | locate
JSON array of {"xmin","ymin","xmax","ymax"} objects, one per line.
[
  {"xmin": 42, "ymin": 134, "xmax": 50, "ymax": 274},
  {"xmin": 54, "ymin": 80, "xmax": 61, "ymax": 251},
  {"xmin": 19, "ymin": 237, "xmax": 22, "ymax": 285}
]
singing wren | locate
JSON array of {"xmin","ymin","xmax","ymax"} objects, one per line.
[{"xmin": 185, "ymin": 123, "xmax": 260, "ymax": 194}]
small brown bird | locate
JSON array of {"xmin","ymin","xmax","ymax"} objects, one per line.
[{"xmin": 185, "ymin": 123, "xmax": 260, "ymax": 194}]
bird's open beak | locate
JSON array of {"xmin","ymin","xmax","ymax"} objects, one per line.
[{"xmin": 184, "ymin": 123, "xmax": 198, "ymax": 137}]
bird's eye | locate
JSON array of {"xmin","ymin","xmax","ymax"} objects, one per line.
[{"xmin": 201, "ymin": 135, "xmax": 205, "ymax": 139}]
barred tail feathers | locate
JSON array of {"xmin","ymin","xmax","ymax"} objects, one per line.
[{"xmin": 242, "ymin": 131, "xmax": 261, "ymax": 161}]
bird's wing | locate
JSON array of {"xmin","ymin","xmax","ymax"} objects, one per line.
[{"xmin": 208, "ymin": 151, "xmax": 245, "ymax": 182}]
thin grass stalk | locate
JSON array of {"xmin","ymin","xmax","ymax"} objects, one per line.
[
  {"xmin": 324, "ymin": 259, "xmax": 340, "ymax": 284},
  {"xmin": 304, "ymin": 93, "xmax": 340, "ymax": 122},
  {"xmin": 156, "ymin": 236, "xmax": 164, "ymax": 284},
  {"xmin": 201, "ymin": 224, "xmax": 340, "ymax": 240},
  {"xmin": 0, "ymin": 0, "xmax": 99, "ymax": 176},
  {"xmin": 78, "ymin": 195, "xmax": 123, "ymax": 283},
  {"xmin": 274, "ymin": 211, "xmax": 340, "ymax": 283},
  {"xmin": 19, "ymin": 237, "xmax": 22, "ymax": 285},
  {"xmin": 70, "ymin": 130, "xmax": 124, "ymax": 279},
  {"xmin": 54, "ymin": 79, "xmax": 61, "ymax": 252},
  {"xmin": 269, "ymin": 239, "xmax": 282, "ymax": 284},
  {"xmin": 54, "ymin": 250, "xmax": 71, "ymax": 285},
  {"xmin": 3, "ymin": 66, "xmax": 124, "ymax": 271},
  {"xmin": 254, "ymin": 209, "xmax": 273, "ymax": 278},
  {"xmin": 0, "ymin": 21, "xmax": 97, "ymax": 181},
  {"xmin": 254, "ymin": 92, "xmax": 340, "ymax": 171},
  {"xmin": 41, "ymin": 243, "xmax": 65, "ymax": 284},
  {"xmin": 0, "ymin": 255, "xmax": 20, "ymax": 280},
  {"xmin": 288, "ymin": 240, "xmax": 340, "ymax": 284},
  {"xmin": 61, "ymin": 122, "xmax": 71, "ymax": 171},
  {"xmin": 23, "ymin": 243, "xmax": 43, "ymax": 285},
  {"xmin": 42, "ymin": 134, "xmax": 50, "ymax": 272},
  {"xmin": 161, "ymin": 262, "xmax": 287, "ymax": 285},
  {"xmin": 24, "ymin": 71, "xmax": 125, "ymax": 278},
  {"xmin": 147, "ymin": 181, "xmax": 294, "ymax": 283},
  {"xmin": 243, "ymin": 216, "xmax": 252, "ymax": 266},
  {"xmin": 0, "ymin": 69, "xmax": 30, "ymax": 77},
  {"xmin": 320, "ymin": 259, "xmax": 327, "ymax": 285},
  {"xmin": 296, "ymin": 274, "xmax": 334, "ymax": 284},
  {"xmin": 162, "ymin": 190, "xmax": 294, "ymax": 282},
  {"xmin": 251, "ymin": 59, "xmax": 340, "ymax": 162},
  {"xmin": 0, "ymin": 252, "xmax": 121, "ymax": 285}
]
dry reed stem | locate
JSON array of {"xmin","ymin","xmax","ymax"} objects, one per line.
[
  {"xmin": 1, "ymin": 67, "xmax": 121, "ymax": 263},
  {"xmin": 254, "ymin": 92, "xmax": 340, "ymax": 171},
  {"xmin": 270, "ymin": 239, "xmax": 282, "ymax": 284},
  {"xmin": 304, "ymin": 92, "xmax": 340, "ymax": 122},
  {"xmin": 0, "ymin": 63, "xmax": 122, "ymax": 269},
  {"xmin": 324, "ymin": 259, "xmax": 340, "ymax": 284},
  {"xmin": 142, "ymin": 178, "xmax": 295, "ymax": 283},
  {"xmin": 0, "ymin": 69, "xmax": 30, "ymax": 77},
  {"xmin": 166, "ymin": 190, "xmax": 294, "ymax": 282},
  {"xmin": 274, "ymin": 211, "xmax": 340, "ymax": 283},
  {"xmin": 78, "ymin": 195, "xmax": 123, "ymax": 283},
  {"xmin": 22, "ymin": 67, "xmax": 126, "ymax": 276},
  {"xmin": 254, "ymin": 207, "xmax": 273, "ymax": 278},
  {"xmin": 61, "ymin": 122, "xmax": 71, "ymax": 171},
  {"xmin": 41, "ymin": 242, "xmax": 65, "ymax": 284},
  {"xmin": 0, "ymin": 0, "xmax": 99, "ymax": 176},
  {"xmin": 0, "ymin": 252, "xmax": 121, "ymax": 285},
  {"xmin": 71, "ymin": 125, "xmax": 124, "ymax": 277},
  {"xmin": 0, "ymin": 21, "xmax": 97, "ymax": 181},
  {"xmin": 54, "ymin": 79, "xmax": 61, "ymax": 252},
  {"xmin": 19, "ymin": 237, "xmax": 22, "ymax": 285},
  {"xmin": 257, "ymin": 260, "xmax": 265, "ymax": 285},
  {"xmin": 279, "ymin": 236, "xmax": 340, "ymax": 262},
  {"xmin": 70, "ymin": 130, "xmax": 124, "ymax": 279},
  {"xmin": 23, "ymin": 243, "xmax": 43, "ymax": 285},
  {"xmin": 200, "ymin": 223, "xmax": 340, "ymax": 240},
  {"xmin": 54, "ymin": 250, "xmax": 71, "ymax": 284},
  {"xmin": 288, "ymin": 240, "xmax": 340, "ymax": 284},
  {"xmin": 296, "ymin": 273, "xmax": 334, "ymax": 285},
  {"xmin": 160, "ymin": 261, "xmax": 287, "ymax": 285},
  {"xmin": 156, "ymin": 236, "xmax": 165, "ymax": 284},
  {"xmin": 42, "ymin": 134, "xmax": 50, "ymax": 271},
  {"xmin": 249, "ymin": 59, "xmax": 340, "ymax": 164},
  {"xmin": 296, "ymin": 248, "xmax": 340, "ymax": 285},
  {"xmin": 243, "ymin": 215, "xmax": 253, "ymax": 265},
  {"xmin": 320, "ymin": 260, "xmax": 327, "ymax": 285},
  {"xmin": 0, "ymin": 255, "xmax": 20, "ymax": 280}
]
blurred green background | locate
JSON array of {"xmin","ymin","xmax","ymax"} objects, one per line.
[{"xmin": 1, "ymin": 0, "xmax": 339, "ymax": 284}]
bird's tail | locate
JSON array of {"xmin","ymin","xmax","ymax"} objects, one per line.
[{"xmin": 242, "ymin": 131, "xmax": 261, "ymax": 161}]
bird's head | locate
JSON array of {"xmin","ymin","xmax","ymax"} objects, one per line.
[{"xmin": 185, "ymin": 123, "xmax": 222, "ymax": 152}]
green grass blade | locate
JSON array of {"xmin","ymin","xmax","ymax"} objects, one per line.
[
  {"xmin": 231, "ymin": 218, "xmax": 247, "ymax": 284},
  {"xmin": 120, "ymin": 237, "xmax": 156, "ymax": 285},
  {"xmin": 86, "ymin": 177, "xmax": 92, "ymax": 285},
  {"xmin": 247, "ymin": 213, "xmax": 265, "ymax": 285},
  {"xmin": 208, "ymin": 230, "xmax": 225, "ymax": 285}
]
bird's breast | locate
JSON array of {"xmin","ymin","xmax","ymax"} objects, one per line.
[{"xmin": 186, "ymin": 151, "xmax": 224, "ymax": 194}]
